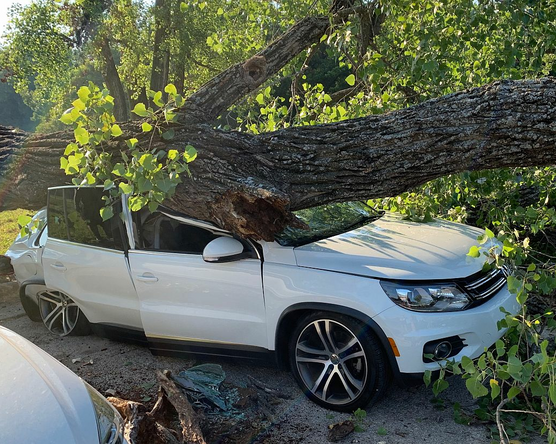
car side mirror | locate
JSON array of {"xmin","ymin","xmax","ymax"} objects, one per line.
[{"xmin": 203, "ymin": 237, "xmax": 245, "ymax": 263}]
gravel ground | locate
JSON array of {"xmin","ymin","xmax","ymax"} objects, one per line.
[{"xmin": 0, "ymin": 279, "xmax": 545, "ymax": 444}]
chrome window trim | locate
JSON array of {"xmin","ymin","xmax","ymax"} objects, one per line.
[{"xmin": 47, "ymin": 238, "xmax": 125, "ymax": 255}]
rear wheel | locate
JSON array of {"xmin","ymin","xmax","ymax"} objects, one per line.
[
  {"xmin": 289, "ymin": 312, "xmax": 390, "ymax": 412},
  {"xmin": 19, "ymin": 285, "xmax": 43, "ymax": 322},
  {"xmin": 38, "ymin": 290, "xmax": 91, "ymax": 336}
]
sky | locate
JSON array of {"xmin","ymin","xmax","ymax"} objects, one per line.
[{"xmin": 0, "ymin": 0, "xmax": 34, "ymax": 37}]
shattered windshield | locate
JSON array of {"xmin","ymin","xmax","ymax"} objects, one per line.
[{"xmin": 276, "ymin": 201, "xmax": 384, "ymax": 247}]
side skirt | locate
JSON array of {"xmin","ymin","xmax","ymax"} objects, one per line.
[
  {"xmin": 91, "ymin": 323, "xmax": 277, "ymax": 366},
  {"xmin": 148, "ymin": 337, "xmax": 277, "ymax": 366}
]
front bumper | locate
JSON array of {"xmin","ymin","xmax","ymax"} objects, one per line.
[{"xmin": 374, "ymin": 284, "xmax": 520, "ymax": 374}]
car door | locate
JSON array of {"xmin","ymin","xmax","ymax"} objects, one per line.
[
  {"xmin": 42, "ymin": 187, "xmax": 142, "ymax": 329},
  {"xmin": 127, "ymin": 211, "xmax": 267, "ymax": 352}
]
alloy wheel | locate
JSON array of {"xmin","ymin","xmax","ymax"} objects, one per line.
[
  {"xmin": 38, "ymin": 290, "xmax": 82, "ymax": 336},
  {"xmin": 295, "ymin": 319, "xmax": 368, "ymax": 406}
]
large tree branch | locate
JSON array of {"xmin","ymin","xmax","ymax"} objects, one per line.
[
  {"xmin": 180, "ymin": 16, "xmax": 330, "ymax": 123},
  {"xmin": 2, "ymin": 79, "xmax": 556, "ymax": 240}
]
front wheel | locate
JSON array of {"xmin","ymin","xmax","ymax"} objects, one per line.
[
  {"xmin": 289, "ymin": 312, "xmax": 390, "ymax": 412},
  {"xmin": 38, "ymin": 290, "xmax": 91, "ymax": 336}
]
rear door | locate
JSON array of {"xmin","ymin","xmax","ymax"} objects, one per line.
[
  {"xmin": 127, "ymin": 212, "xmax": 267, "ymax": 352},
  {"xmin": 42, "ymin": 187, "xmax": 142, "ymax": 329}
]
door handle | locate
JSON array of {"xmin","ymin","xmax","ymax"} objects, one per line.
[
  {"xmin": 50, "ymin": 263, "xmax": 67, "ymax": 271},
  {"xmin": 136, "ymin": 273, "xmax": 159, "ymax": 283}
]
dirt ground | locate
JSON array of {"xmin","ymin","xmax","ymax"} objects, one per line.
[{"xmin": 0, "ymin": 278, "xmax": 545, "ymax": 444}]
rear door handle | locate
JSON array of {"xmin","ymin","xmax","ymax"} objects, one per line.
[
  {"xmin": 50, "ymin": 263, "xmax": 67, "ymax": 271},
  {"xmin": 136, "ymin": 273, "xmax": 159, "ymax": 283}
]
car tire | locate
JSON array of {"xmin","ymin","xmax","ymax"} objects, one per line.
[
  {"xmin": 19, "ymin": 285, "xmax": 42, "ymax": 322},
  {"xmin": 37, "ymin": 290, "xmax": 91, "ymax": 336},
  {"xmin": 289, "ymin": 311, "xmax": 390, "ymax": 412}
]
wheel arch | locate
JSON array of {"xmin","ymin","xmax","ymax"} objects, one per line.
[{"xmin": 274, "ymin": 302, "xmax": 401, "ymax": 379}]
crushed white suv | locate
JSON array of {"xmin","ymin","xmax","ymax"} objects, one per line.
[{"xmin": 6, "ymin": 186, "xmax": 520, "ymax": 411}]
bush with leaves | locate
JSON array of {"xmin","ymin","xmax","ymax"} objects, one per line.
[{"xmin": 58, "ymin": 82, "xmax": 196, "ymax": 220}]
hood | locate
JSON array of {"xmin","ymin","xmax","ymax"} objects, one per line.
[
  {"xmin": 0, "ymin": 327, "xmax": 99, "ymax": 444},
  {"xmin": 294, "ymin": 214, "xmax": 493, "ymax": 280}
]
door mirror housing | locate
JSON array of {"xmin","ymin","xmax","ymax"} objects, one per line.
[{"xmin": 203, "ymin": 237, "xmax": 245, "ymax": 263}]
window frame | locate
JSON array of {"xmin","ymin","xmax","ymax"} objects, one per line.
[{"xmin": 46, "ymin": 186, "xmax": 128, "ymax": 252}]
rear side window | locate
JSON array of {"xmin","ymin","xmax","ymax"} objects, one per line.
[{"xmin": 47, "ymin": 188, "xmax": 125, "ymax": 251}]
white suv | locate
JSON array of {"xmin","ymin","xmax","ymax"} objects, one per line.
[{"xmin": 7, "ymin": 186, "xmax": 519, "ymax": 411}]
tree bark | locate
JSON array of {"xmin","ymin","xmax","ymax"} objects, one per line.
[
  {"xmin": 99, "ymin": 37, "xmax": 131, "ymax": 121},
  {"xmin": 2, "ymin": 12, "xmax": 556, "ymax": 240},
  {"xmin": 150, "ymin": 0, "xmax": 171, "ymax": 97},
  {"xmin": 2, "ymin": 78, "xmax": 556, "ymax": 240}
]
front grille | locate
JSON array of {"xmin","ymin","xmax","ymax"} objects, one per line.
[{"xmin": 463, "ymin": 265, "xmax": 510, "ymax": 302}]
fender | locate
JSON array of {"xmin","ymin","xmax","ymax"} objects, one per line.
[{"xmin": 276, "ymin": 302, "xmax": 403, "ymax": 381}]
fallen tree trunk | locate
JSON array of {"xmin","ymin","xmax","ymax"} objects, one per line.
[{"xmin": 1, "ymin": 78, "xmax": 556, "ymax": 239}]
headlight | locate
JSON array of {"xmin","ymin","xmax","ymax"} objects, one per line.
[
  {"xmin": 84, "ymin": 381, "xmax": 124, "ymax": 444},
  {"xmin": 380, "ymin": 281, "xmax": 470, "ymax": 312}
]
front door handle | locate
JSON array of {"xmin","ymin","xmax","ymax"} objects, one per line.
[
  {"xmin": 136, "ymin": 273, "xmax": 159, "ymax": 283},
  {"xmin": 50, "ymin": 263, "xmax": 67, "ymax": 271}
]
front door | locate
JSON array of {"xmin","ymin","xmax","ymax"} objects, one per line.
[{"xmin": 127, "ymin": 212, "xmax": 267, "ymax": 353}]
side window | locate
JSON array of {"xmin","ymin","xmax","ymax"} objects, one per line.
[
  {"xmin": 139, "ymin": 213, "xmax": 220, "ymax": 254},
  {"xmin": 47, "ymin": 188, "xmax": 125, "ymax": 251}
]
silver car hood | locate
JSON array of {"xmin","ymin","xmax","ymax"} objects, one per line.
[
  {"xmin": 0, "ymin": 327, "xmax": 99, "ymax": 444},
  {"xmin": 294, "ymin": 214, "xmax": 492, "ymax": 280}
]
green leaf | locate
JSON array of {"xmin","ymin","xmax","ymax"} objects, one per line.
[
  {"xmin": 60, "ymin": 111, "xmax": 75, "ymax": 125},
  {"xmin": 548, "ymin": 384, "xmax": 556, "ymax": 404},
  {"xmin": 111, "ymin": 124, "xmax": 123, "ymax": 137},
  {"xmin": 77, "ymin": 86, "xmax": 90, "ymax": 102},
  {"xmin": 133, "ymin": 103, "xmax": 149, "ymax": 117},
  {"xmin": 148, "ymin": 200, "xmax": 159, "ymax": 213},
  {"xmin": 217, "ymin": 7, "xmax": 224, "ymax": 15},
  {"xmin": 74, "ymin": 127, "xmax": 90, "ymax": 145},
  {"xmin": 164, "ymin": 83, "xmax": 177, "ymax": 95},
  {"xmin": 142, "ymin": 122, "xmax": 153, "ymax": 132},
  {"xmin": 64, "ymin": 143, "xmax": 78, "ymax": 156},
  {"xmin": 530, "ymin": 379, "xmax": 546, "ymax": 397},
  {"xmin": 465, "ymin": 377, "xmax": 488, "ymax": 398},
  {"xmin": 103, "ymin": 179, "xmax": 114, "ymax": 190},
  {"xmin": 345, "ymin": 74, "xmax": 356, "ymax": 86},
  {"xmin": 162, "ymin": 129, "xmax": 175, "ymax": 140},
  {"xmin": 489, "ymin": 379, "xmax": 500, "ymax": 400},
  {"xmin": 467, "ymin": 245, "xmax": 481, "ymax": 258},
  {"xmin": 86, "ymin": 172, "xmax": 96, "ymax": 185},
  {"xmin": 423, "ymin": 370, "xmax": 432, "ymax": 387},
  {"xmin": 180, "ymin": 2, "xmax": 186, "ymax": 12},
  {"xmin": 119, "ymin": 182, "xmax": 133, "ymax": 194},
  {"xmin": 168, "ymin": 149, "xmax": 179, "ymax": 160},
  {"xmin": 485, "ymin": 228, "xmax": 495, "ymax": 238},
  {"xmin": 256, "ymin": 93, "xmax": 264, "ymax": 105},
  {"xmin": 184, "ymin": 145, "xmax": 197, "ymax": 163},
  {"xmin": 17, "ymin": 215, "xmax": 32, "ymax": 228},
  {"xmin": 507, "ymin": 386, "xmax": 521, "ymax": 400},
  {"xmin": 72, "ymin": 99, "xmax": 86, "ymax": 111},
  {"xmin": 112, "ymin": 163, "xmax": 125, "ymax": 176},
  {"xmin": 126, "ymin": 138, "xmax": 138, "ymax": 149},
  {"xmin": 153, "ymin": 91, "xmax": 164, "ymax": 107},
  {"xmin": 433, "ymin": 378, "xmax": 449, "ymax": 396},
  {"xmin": 100, "ymin": 206, "xmax": 113, "ymax": 221},
  {"xmin": 60, "ymin": 157, "xmax": 68, "ymax": 171}
]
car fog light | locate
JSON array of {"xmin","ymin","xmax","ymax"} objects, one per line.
[{"xmin": 434, "ymin": 341, "xmax": 452, "ymax": 359}]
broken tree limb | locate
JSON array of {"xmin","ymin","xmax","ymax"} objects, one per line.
[
  {"xmin": 2, "ymin": 78, "xmax": 556, "ymax": 240},
  {"xmin": 181, "ymin": 16, "xmax": 330, "ymax": 123},
  {"xmin": 157, "ymin": 370, "xmax": 206, "ymax": 444}
]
